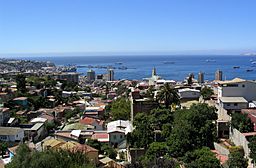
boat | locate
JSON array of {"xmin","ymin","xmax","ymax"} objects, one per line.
[
  {"xmin": 118, "ymin": 66, "xmax": 128, "ymax": 70},
  {"xmin": 233, "ymin": 66, "xmax": 240, "ymax": 69},
  {"xmin": 163, "ymin": 61, "xmax": 175, "ymax": 64},
  {"xmin": 246, "ymin": 69, "xmax": 253, "ymax": 72},
  {"xmin": 115, "ymin": 62, "xmax": 123, "ymax": 65},
  {"xmin": 206, "ymin": 59, "xmax": 216, "ymax": 62}
]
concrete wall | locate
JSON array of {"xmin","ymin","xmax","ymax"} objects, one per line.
[
  {"xmin": 214, "ymin": 142, "xmax": 230, "ymax": 156},
  {"xmin": 230, "ymin": 128, "xmax": 250, "ymax": 157}
]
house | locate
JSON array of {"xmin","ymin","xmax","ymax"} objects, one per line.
[
  {"xmin": 43, "ymin": 139, "xmax": 99, "ymax": 165},
  {"xmin": 13, "ymin": 97, "xmax": 28, "ymax": 107},
  {"xmin": 80, "ymin": 117, "xmax": 105, "ymax": 130},
  {"xmin": 0, "ymin": 108, "xmax": 10, "ymax": 126},
  {"xmin": 84, "ymin": 106, "xmax": 105, "ymax": 119},
  {"xmin": 29, "ymin": 123, "xmax": 46, "ymax": 142},
  {"xmin": 43, "ymin": 139, "xmax": 66, "ymax": 150},
  {"xmin": 217, "ymin": 78, "xmax": 256, "ymax": 102},
  {"xmin": 91, "ymin": 132, "xmax": 109, "ymax": 143},
  {"xmin": 60, "ymin": 141, "xmax": 98, "ymax": 165},
  {"xmin": 0, "ymin": 127, "xmax": 24, "ymax": 142},
  {"xmin": 107, "ymin": 120, "xmax": 133, "ymax": 147},
  {"xmin": 219, "ymin": 97, "xmax": 248, "ymax": 113},
  {"xmin": 178, "ymin": 88, "xmax": 201, "ymax": 100},
  {"xmin": 130, "ymin": 98, "xmax": 158, "ymax": 121},
  {"xmin": 99, "ymin": 157, "xmax": 125, "ymax": 168}
]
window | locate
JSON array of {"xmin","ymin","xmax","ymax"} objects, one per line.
[
  {"xmin": 227, "ymin": 103, "xmax": 230, "ymax": 106},
  {"xmin": 234, "ymin": 103, "xmax": 238, "ymax": 106},
  {"xmin": 242, "ymin": 84, "xmax": 245, "ymax": 87},
  {"xmin": 113, "ymin": 135, "xmax": 116, "ymax": 140},
  {"xmin": 120, "ymin": 135, "xmax": 123, "ymax": 139}
]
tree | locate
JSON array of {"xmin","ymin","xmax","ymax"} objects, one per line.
[
  {"xmin": 157, "ymin": 83, "xmax": 179, "ymax": 109},
  {"xmin": 86, "ymin": 139, "xmax": 116, "ymax": 159},
  {"xmin": 101, "ymin": 143, "xmax": 117, "ymax": 159},
  {"xmin": 28, "ymin": 96, "xmax": 48, "ymax": 110},
  {"xmin": 16, "ymin": 74, "xmax": 26, "ymax": 93},
  {"xmin": 144, "ymin": 142, "xmax": 168, "ymax": 161},
  {"xmin": 149, "ymin": 108, "xmax": 173, "ymax": 140},
  {"xmin": 227, "ymin": 147, "xmax": 248, "ymax": 168},
  {"xmin": 127, "ymin": 113, "xmax": 154, "ymax": 148},
  {"xmin": 110, "ymin": 97, "xmax": 130, "ymax": 120},
  {"xmin": 168, "ymin": 103, "xmax": 217, "ymax": 157},
  {"xmin": 128, "ymin": 108, "xmax": 174, "ymax": 148},
  {"xmin": 231, "ymin": 113, "xmax": 254, "ymax": 133},
  {"xmin": 200, "ymin": 86, "xmax": 213, "ymax": 100},
  {"xmin": 182, "ymin": 147, "xmax": 221, "ymax": 168},
  {"xmin": 248, "ymin": 136, "xmax": 256, "ymax": 164},
  {"xmin": 6, "ymin": 144, "xmax": 94, "ymax": 168}
]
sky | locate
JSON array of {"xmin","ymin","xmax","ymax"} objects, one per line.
[{"xmin": 0, "ymin": 0, "xmax": 256, "ymax": 56}]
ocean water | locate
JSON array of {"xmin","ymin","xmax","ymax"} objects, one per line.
[{"xmin": 16, "ymin": 55, "xmax": 256, "ymax": 81}]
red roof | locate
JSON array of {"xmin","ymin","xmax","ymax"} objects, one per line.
[
  {"xmin": 92, "ymin": 132, "xmax": 109, "ymax": 142},
  {"xmin": 80, "ymin": 117, "xmax": 104, "ymax": 126}
]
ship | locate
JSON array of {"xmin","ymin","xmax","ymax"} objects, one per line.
[{"xmin": 163, "ymin": 61, "xmax": 175, "ymax": 64}]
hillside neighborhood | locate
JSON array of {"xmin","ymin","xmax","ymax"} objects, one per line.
[{"xmin": 0, "ymin": 62, "xmax": 255, "ymax": 168}]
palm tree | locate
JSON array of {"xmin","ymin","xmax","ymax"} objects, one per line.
[{"xmin": 157, "ymin": 83, "xmax": 180, "ymax": 109}]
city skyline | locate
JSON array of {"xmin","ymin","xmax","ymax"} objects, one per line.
[{"xmin": 1, "ymin": 0, "xmax": 256, "ymax": 56}]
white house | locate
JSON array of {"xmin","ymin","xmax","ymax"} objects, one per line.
[
  {"xmin": 178, "ymin": 88, "xmax": 201, "ymax": 99},
  {"xmin": 0, "ymin": 127, "xmax": 24, "ymax": 142},
  {"xmin": 217, "ymin": 78, "xmax": 256, "ymax": 102},
  {"xmin": 219, "ymin": 97, "xmax": 248, "ymax": 111},
  {"xmin": 107, "ymin": 120, "xmax": 133, "ymax": 147}
]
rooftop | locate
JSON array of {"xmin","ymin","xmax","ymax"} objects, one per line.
[
  {"xmin": 218, "ymin": 78, "xmax": 246, "ymax": 85},
  {"xmin": 0, "ymin": 127, "xmax": 23, "ymax": 135},
  {"xmin": 30, "ymin": 123, "xmax": 44, "ymax": 131},
  {"xmin": 219, "ymin": 97, "xmax": 248, "ymax": 103}
]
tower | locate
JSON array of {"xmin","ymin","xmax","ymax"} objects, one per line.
[
  {"xmin": 198, "ymin": 71, "xmax": 204, "ymax": 84},
  {"xmin": 215, "ymin": 69, "xmax": 223, "ymax": 81},
  {"xmin": 108, "ymin": 69, "xmax": 114, "ymax": 81},
  {"xmin": 87, "ymin": 69, "xmax": 95, "ymax": 82},
  {"xmin": 152, "ymin": 67, "xmax": 156, "ymax": 77}
]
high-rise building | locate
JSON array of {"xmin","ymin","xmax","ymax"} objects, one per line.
[
  {"xmin": 87, "ymin": 69, "xmax": 95, "ymax": 82},
  {"xmin": 108, "ymin": 69, "xmax": 114, "ymax": 81},
  {"xmin": 198, "ymin": 71, "xmax": 204, "ymax": 84},
  {"xmin": 215, "ymin": 69, "xmax": 223, "ymax": 81}
]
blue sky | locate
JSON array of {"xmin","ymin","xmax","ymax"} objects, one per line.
[{"xmin": 0, "ymin": 0, "xmax": 256, "ymax": 56}]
